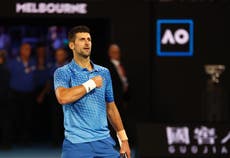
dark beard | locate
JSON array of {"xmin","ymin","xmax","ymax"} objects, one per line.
[{"xmin": 79, "ymin": 52, "xmax": 90, "ymax": 58}]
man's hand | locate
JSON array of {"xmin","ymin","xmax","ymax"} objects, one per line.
[
  {"xmin": 91, "ymin": 76, "xmax": 103, "ymax": 88},
  {"xmin": 120, "ymin": 140, "xmax": 131, "ymax": 158}
]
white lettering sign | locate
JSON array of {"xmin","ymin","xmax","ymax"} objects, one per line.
[
  {"xmin": 194, "ymin": 126, "xmax": 217, "ymax": 145},
  {"xmin": 221, "ymin": 132, "xmax": 230, "ymax": 144},
  {"xmin": 161, "ymin": 29, "xmax": 189, "ymax": 45},
  {"xmin": 166, "ymin": 126, "xmax": 190, "ymax": 145},
  {"xmin": 16, "ymin": 2, "xmax": 87, "ymax": 14},
  {"xmin": 166, "ymin": 126, "xmax": 229, "ymax": 155}
]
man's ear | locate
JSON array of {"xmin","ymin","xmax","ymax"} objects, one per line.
[{"xmin": 69, "ymin": 42, "xmax": 74, "ymax": 50}]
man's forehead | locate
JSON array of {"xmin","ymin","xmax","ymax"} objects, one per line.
[{"xmin": 75, "ymin": 32, "xmax": 91, "ymax": 38}]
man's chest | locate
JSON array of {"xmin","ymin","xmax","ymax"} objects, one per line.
[{"xmin": 69, "ymin": 70, "xmax": 106, "ymax": 92}]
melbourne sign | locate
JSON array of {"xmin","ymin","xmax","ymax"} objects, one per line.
[{"xmin": 16, "ymin": 2, "xmax": 88, "ymax": 14}]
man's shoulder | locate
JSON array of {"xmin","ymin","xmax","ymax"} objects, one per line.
[
  {"xmin": 7, "ymin": 58, "xmax": 18, "ymax": 68},
  {"xmin": 8, "ymin": 57, "xmax": 17, "ymax": 63},
  {"xmin": 94, "ymin": 63, "xmax": 109, "ymax": 72},
  {"xmin": 54, "ymin": 63, "xmax": 71, "ymax": 75}
]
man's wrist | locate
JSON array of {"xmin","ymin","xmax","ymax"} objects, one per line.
[
  {"xmin": 117, "ymin": 129, "xmax": 128, "ymax": 141},
  {"xmin": 82, "ymin": 79, "xmax": 96, "ymax": 93},
  {"xmin": 117, "ymin": 129, "xmax": 128, "ymax": 146}
]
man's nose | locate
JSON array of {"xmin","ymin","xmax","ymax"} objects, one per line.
[{"xmin": 85, "ymin": 43, "xmax": 90, "ymax": 47}]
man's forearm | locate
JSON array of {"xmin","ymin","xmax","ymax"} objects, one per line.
[
  {"xmin": 55, "ymin": 76, "xmax": 101, "ymax": 105},
  {"xmin": 107, "ymin": 101, "xmax": 129, "ymax": 144},
  {"xmin": 55, "ymin": 77, "xmax": 100, "ymax": 105},
  {"xmin": 107, "ymin": 102, "xmax": 125, "ymax": 132},
  {"xmin": 55, "ymin": 85, "xmax": 87, "ymax": 105}
]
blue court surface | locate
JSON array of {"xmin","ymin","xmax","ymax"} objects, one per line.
[{"xmin": 0, "ymin": 145, "xmax": 62, "ymax": 158}]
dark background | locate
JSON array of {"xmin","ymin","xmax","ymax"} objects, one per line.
[
  {"xmin": 1, "ymin": 0, "xmax": 230, "ymax": 157},
  {"xmin": 152, "ymin": 2, "xmax": 230, "ymax": 123},
  {"xmin": 1, "ymin": 0, "xmax": 230, "ymax": 126}
]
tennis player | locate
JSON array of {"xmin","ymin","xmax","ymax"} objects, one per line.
[{"xmin": 54, "ymin": 25, "xmax": 131, "ymax": 158}]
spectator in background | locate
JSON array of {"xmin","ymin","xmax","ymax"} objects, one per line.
[
  {"xmin": 33, "ymin": 47, "xmax": 68, "ymax": 146},
  {"xmin": 107, "ymin": 44, "xmax": 134, "ymax": 146},
  {"xmin": 8, "ymin": 43, "xmax": 36, "ymax": 145},
  {"xmin": 0, "ymin": 50, "xmax": 11, "ymax": 149},
  {"xmin": 48, "ymin": 48, "xmax": 68, "ymax": 146},
  {"xmin": 33, "ymin": 43, "xmax": 52, "ymax": 141},
  {"xmin": 107, "ymin": 44, "xmax": 129, "ymax": 115},
  {"xmin": 35, "ymin": 43, "xmax": 52, "ymax": 105}
]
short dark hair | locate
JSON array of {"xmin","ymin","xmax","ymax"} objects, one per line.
[
  {"xmin": 68, "ymin": 25, "xmax": 90, "ymax": 42},
  {"xmin": 36, "ymin": 42, "xmax": 46, "ymax": 49}
]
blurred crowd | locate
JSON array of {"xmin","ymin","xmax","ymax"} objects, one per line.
[
  {"xmin": 0, "ymin": 41, "xmax": 135, "ymax": 150},
  {"xmin": 0, "ymin": 25, "xmax": 135, "ymax": 150},
  {"xmin": 0, "ymin": 43, "xmax": 69, "ymax": 149}
]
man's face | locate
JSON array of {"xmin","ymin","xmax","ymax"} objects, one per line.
[
  {"xmin": 36, "ymin": 47, "xmax": 46, "ymax": 58},
  {"xmin": 55, "ymin": 49, "xmax": 67, "ymax": 64},
  {"xmin": 0, "ymin": 57, "xmax": 3, "ymax": 64},
  {"xmin": 108, "ymin": 45, "xmax": 121, "ymax": 60},
  {"xmin": 69, "ymin": 32, "xmax": 92, "ymax": 58},
  {"xmin": 20, "ymin": 43, "xmax": 31, "ymax": 59}
]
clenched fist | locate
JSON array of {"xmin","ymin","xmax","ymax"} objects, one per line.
[{"xmin": 91, "ymin": 76, "xmax": 103, "ymax": 88}]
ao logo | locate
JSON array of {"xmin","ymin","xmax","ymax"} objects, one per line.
[
  {"xmin": 156, "ymin": 19, "xmax": 194, "ymax": 57},
  {"xmin": 161, "ymin": 29, "xmax": 189, "ymax": 45}
]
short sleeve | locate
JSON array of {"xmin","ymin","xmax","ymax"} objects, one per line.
[
  {"xmin": 105, "ymin": 69, "xmax": 114, "ymax": 103},
  {"xmin": 54, "ymin": 67, "xmax": 70, "ymax": 90}
]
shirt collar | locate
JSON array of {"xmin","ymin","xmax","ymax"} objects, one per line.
[
  {"xmin": 111, "ymin": 59, "xmax": 120, "ymax": 67},
  {"xmin": 70, "ymin": 59, "xmax": 99, "ymax": 72}
]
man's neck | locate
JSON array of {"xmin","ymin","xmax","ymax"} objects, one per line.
[
  {"xmin": 57, "ymin": 61, "xmax": 65, "ymax": 67},
  {"xmin": 20, "ymin": 56, "xmax": 29, "ymax": 63},
  {"xmin": 74, "ymin": 55, "xmax": 92, "ymax": 71}
]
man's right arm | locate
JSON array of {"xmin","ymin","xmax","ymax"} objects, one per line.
[
  {"xmin": 55, "ymin": 76, "xmax": 102, "ymax": 105},
  {"xmin": 55, "ymin": 86, "xmax": 86, "ymax": 105}
]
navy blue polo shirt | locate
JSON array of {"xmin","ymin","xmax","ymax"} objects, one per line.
[
  {"xmin": 34, "ymin": 62, "xmax": 53, "ymax": 89},
  {"xmin": 8, "ymin": 57, "xmax": 36, "ymax": 92}
]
